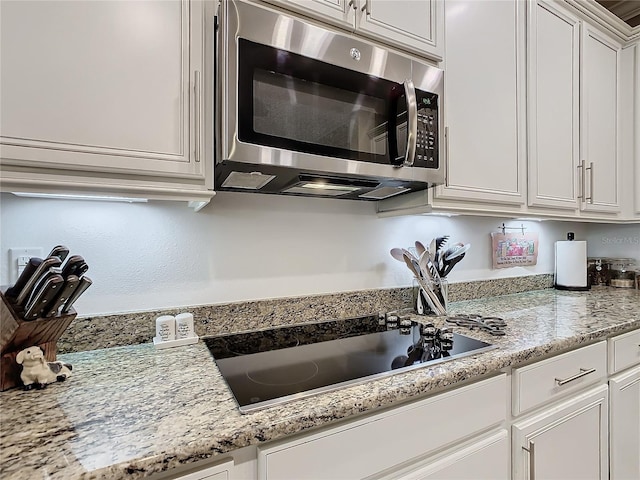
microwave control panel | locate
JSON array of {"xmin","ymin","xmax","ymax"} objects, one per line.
[{"xmin": 415, "ymin": 92, "xmax": 438, "ymax": 169}]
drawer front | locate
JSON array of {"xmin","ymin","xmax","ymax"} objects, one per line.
[
  {"xmin": 258, "ymin": 374, "xmax": 507, "ymax": 480},
  {"xmin": 512, "ymin": 341, "xmax": 607, "ymax": 415},
  {"xmin": 608, "ymin": 329, "xmax": 640, "ymax": 374}
]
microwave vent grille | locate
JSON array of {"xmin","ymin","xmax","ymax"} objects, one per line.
[
  {"xmin": 221, "ymin": 171, "xmax": 276, "ymax": 190},
  {"xmin": 359, "ymin": 186, "xmax": 411, "ymax": 200}
]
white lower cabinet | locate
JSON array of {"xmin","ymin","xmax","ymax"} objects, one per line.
[
  {"xmin": 608, "ymin": 328, "xmax": 640, "ymax": 480},
  {"xmin": 375, "ymin": 430, "xmax": 509, "ymax": 480},
  {"xmin": 257, "ymin": 375, "xmax": 507, "ymax": 480},
  {"xmin": 160, "ymin": 458, "xmax": 235, "ymax": 480},
  {"xmin": 609, "ymin": 366, "xmax": 640, "ymax": 480},
  {"xmin": 512, "ymin": 384, "xmax": 609, "ymax": 480}
]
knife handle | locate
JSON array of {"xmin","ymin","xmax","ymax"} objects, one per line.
[
  {"xmin": 23, "ymin": 274, "xmax": 65, "ymax": 320},
  {"xmin": 62, "ymin": 276, "xmax": 92, "ymax": 314},
  {"xmin": 5, "ymin": 257, "xmax": 43, "ymax": 299},
  {"xmin": 44, "ymin": 275, "xmax": 80, "ymax": 317},
  {"xmin": 61, "ymin": 255, "xmax": 86, "ymax": 278},
  {"xmin": 15, "ymin": 257, "xmax": 62, "ymax": 307},
  {"xmin": 47, "ymin": 245, "xmax": 70, "ymax": 263}
]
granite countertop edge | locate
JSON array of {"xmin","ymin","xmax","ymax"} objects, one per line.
[
  {"xmin": 1, "ymin": 288, "xmax": 639, "ymax": 480},
  {"xmin": 119, "ymin": 319, "xmax": 640, "ymax": 479}
]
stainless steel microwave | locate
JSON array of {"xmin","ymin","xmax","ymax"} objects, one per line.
[{"xmin": 215, "ymin": 0, "xmax": 444, "ymax": 201}]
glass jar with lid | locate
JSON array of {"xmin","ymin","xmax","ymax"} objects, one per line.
[
  {"xmin": 587, "ymin": 257, "xmax": 611, "ymax": 286},
  {"xmin": 607, "ymin": 258, "xmax": 637, "ymax": 288}
]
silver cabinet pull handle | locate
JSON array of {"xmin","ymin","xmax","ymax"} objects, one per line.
[
  {"xmin": 586, "ymin": 161, "xmax": 594, "ymax": 203},
  {"xmin": 348, "ymin": 0, "xmax": 357, "ymax": 10},
  {"xmin": 523, "ymin": 440, "xmax": 535, "ymax": 480},
  {"xmin": 403, "ymin": 79, "xmax": 418, "ymax": 167},
  {"xmin": 555, "ymin": 367, "xmax": 596, "ymax": 386},
  {"xmin": 577, "ymin": 161, "xmax": 584, "ymax": 200},
  {"xmin": 445, "ymin": 126, "xmax": 450, "ymax": 187},
  {"xmin": 194, "ymin": 70, "xmax": 201, "ymax": 163},
  {"xmin": 361, "ymin": 0, "xmax": 369, "ymax": 13}
]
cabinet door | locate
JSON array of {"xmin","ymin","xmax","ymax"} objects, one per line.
[
  {"xmin": 527, "ymin": 1, "xmax": 580, "ymax": 210},
  {"xmin": 433, "ymin": 0, "xmax": 526, "ymax": 207},
  {"xmin": 169, "ymin": 458, "xmax": 234, "ymax": 480},
  {"xmin": 513, "ymin": 385, "xmax": 608, "ymax": 480},
  {"xmin": 387, "ymin": 430, "xmax": 509, "ymax": 480},
  {"xmin": 580, "ymin": 25, "xmax": 621, "ymax": 213},
  {"xmin": 357, "ymin": 0, "xmax": 443, "ymax": 60},
  {"xmin": 610, "ymin": 367, "xmax": 640, "ymax": 480},
  {"xmin": 0, "ymin": 0, "xmax": 203, "ymax": 180},
  {"xmin": 258, "ymin": 375, "xmax": 506, "ymax": 480},
  {"xmin": 262, "ymin": 0, "xmax": 354, "ymax": 30},
  {"xmin": 636, "ymin": 43, "xmax": 640, "ymax": 215}
]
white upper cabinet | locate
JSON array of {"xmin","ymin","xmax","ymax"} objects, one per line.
[
  {"xmin": 356, "ymin": 0, "xmax": 443, "ymax": 60},
  {"xmin": 0, "ymin": 0, "xmax": 213, "ymax": 205},
  {"xmin": 262, "ymin": 0, "xmax": 443, "ymax": 60},
  {"xmin": 263, "ymin": 0, "xmax": 354, "ymax": 30},
  {"xmin": 525, "ymin": 1, "xmax": 623, "ymax": 218},
  {"xmin": 432, "ymin": 0, "xmax": 526, "ymax": 207},
  {"xmin": 527, "ymin": 1, "xmax": 581, "ymax": 210},
  {"xmin": 580, "ymin": 25, "xmax": 622, "ymax": 214}
]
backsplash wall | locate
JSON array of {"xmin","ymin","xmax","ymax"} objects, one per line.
[
  {"xmin": 585, "ymin": 223, "xmax": 640, "ymax": 262},
  {"xmin": 0, "ymin": 192, "xmax": 598, "ymax": 316}
]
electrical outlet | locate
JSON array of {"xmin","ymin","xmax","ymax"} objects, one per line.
[{"xmin": 9, "ymin": 247, "xmax": 43, "ymax": 284}]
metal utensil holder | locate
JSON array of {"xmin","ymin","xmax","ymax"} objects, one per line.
[{"xmin": 413, "ymin": 278, "xmax": 448, "ymax": 316}]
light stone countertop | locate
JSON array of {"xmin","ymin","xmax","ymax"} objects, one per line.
[{"xmin": 1, "ymin": 287, "xmax": 639, "ymax": 479}]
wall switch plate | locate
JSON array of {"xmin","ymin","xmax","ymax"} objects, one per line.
[{"xmin": 8, "ymin": 247, "xmax": 43, "ymax": 284}]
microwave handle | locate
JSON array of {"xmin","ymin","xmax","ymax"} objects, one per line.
[
  {"xmin": 388, "ymin": 80, "xmax": 418, "ymax": 167},
  {"xmin": 402, "ymin": 79, "xmax": 418, "ymax": 167}
]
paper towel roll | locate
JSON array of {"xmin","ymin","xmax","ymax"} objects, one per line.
[{"xmin": 555, "ymin": 240, "xmax": 589, "ymax": 290}]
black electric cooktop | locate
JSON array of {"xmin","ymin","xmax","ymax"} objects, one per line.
[{"xmin": 204, "ymin": 314, "xmax": 495, "ymax": 413}]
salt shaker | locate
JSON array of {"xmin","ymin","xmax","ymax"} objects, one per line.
[
  {"xmin": 155, "ymin": 315, "xmax": 176, "ymax": 342},
  {"xmin": 175, "ymin": 313, "xmax": 195, "ymax": 339}
]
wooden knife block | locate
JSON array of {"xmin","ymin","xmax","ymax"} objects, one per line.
[{"xmin": 0, "ymin": 289, "xmax": 76, "ymax": 391}]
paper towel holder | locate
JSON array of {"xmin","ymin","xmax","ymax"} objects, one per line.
[{"xmin": 554, "ymin": 232, "xmax": 590, "ymax": 291}]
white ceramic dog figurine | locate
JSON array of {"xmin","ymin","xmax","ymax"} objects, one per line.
[{"xmin": 15, "ymin": 346, "xmax": 73, "ymax": 390}]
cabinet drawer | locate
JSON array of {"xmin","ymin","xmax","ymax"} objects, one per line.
[
  {"xmin": 374, "ymin": 430, "xmax": 509, "ymax": 480},
  {"xmin": 608, "ymin": 329, "xmax": 640, "ymax": 374},
  {"xmin": 258, "ymin": 374, "xmax": 507, "ymax": 480},
  {"xmin": 512, "ymin": 341, "xmax": 607, "ymax": 415}
]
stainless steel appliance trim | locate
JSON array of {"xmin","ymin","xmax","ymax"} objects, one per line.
[
  {"xmin": 235, "ymin": 342, "xmax": 497, "ymax": 414},
  {"xmin": 403, "ymin": 79, "xmax": 418, "ymax": 167},
  {"xmin": 219, "ymin": 0, "xmax": 445, "ymax": 186},
  {"xmin": 228, "ymin": 142, "xmax": 436, "ymax": 183},
  {"xmin": 444, "ymin": 126, "xmax": 450, "ymax": 187}
]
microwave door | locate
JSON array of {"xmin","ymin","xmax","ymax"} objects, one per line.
[
  {"xmin": 235, "ymin": 39, "xmax": 410, "ymax": 168},
  {"xmin": 388, "ymin": 80, "xmax": 418, "ymax": 168}
]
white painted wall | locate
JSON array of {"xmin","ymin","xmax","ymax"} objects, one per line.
[
  {"xmin": 585, "ymin": 224, "xmax": 640, "ymax": 262},
  {"xmin": 0, "ymin": 192, "xmax": 593, "ymax": 316}
]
